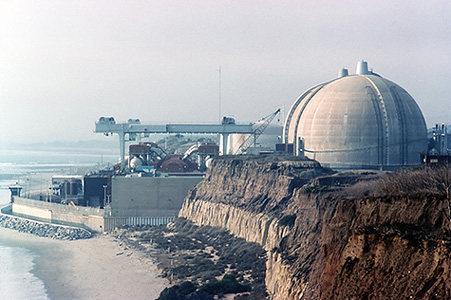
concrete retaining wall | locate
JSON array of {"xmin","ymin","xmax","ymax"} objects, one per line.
[
  {"xmin": 13, "ymin": 197, "xmax": 104, "ymax": 215},
  {"xmin": 13, "ymin": 204, "xmax": 52, "ymax": 221},
  {"xmin": 12, "ymin": 197, "xmax": 105, "ymax": 232}
]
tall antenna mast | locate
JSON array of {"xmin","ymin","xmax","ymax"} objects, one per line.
[{"xmin": 218, "ymin": 66, "xmax": 222, "ymax": 122}]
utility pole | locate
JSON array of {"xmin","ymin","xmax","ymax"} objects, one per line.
[
  {"xmin": 218, "ymin": 66, "xmax": 222, "ymax": 122},
  {"xmin": 103, "ymin": 185, "xmax": 107, "ymax": 207}
]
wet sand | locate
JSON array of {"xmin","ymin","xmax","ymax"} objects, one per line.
[{"xmin": 0, "ymin": 227, "xmax": 167, "ymax": 300}]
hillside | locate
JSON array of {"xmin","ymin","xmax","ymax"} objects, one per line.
[{"xmin": 178, "ymin": 156, "xmax": 451, "ymax": 299}]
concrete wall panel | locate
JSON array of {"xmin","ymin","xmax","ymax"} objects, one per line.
[{"xmin": 111, "ymin": 176, "xmax": 203, "ymax": 217}]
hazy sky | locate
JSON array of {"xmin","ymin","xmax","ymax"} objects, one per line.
[{"xmin": 0, "ymin": 0, "xmax": 450, "ymax": 146}]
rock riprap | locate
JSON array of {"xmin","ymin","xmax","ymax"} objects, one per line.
[{"xmin": 0, "ymin": 214, "xmax": 91, "ymax": 240}]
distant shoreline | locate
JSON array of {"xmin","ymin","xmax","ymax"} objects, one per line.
[{"xmin": 0, "ymin": 227, "xmax": 167, "ymax": 300}]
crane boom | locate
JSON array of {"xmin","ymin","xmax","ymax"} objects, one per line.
[{"xmin": 235, "ymin": 108, "xmax": 281, "ymax": 155}]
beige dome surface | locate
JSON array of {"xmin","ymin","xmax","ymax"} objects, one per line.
[{"xmin": 284, "ymin": 68, "xmax": 427, "ymax": 169}]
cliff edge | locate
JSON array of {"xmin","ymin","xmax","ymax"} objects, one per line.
[{"xmin": 179, "ymin": 156, "xmax": 451, "ymax": 299}]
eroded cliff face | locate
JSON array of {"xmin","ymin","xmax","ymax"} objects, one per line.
[
  {"xmin": 178, "ymin": 156, "xmax": 451, "ymax": 299},
  {"xmin": 320, "ymin": 195, "xmax": 451, "ymax": 299}
]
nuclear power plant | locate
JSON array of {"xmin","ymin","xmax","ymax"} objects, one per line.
[
  {"xmin": 283, "ymin": 61, "xmax": 428, "ymax": 169},
  {"xmin": 7, "ymin": 60, "xmax": 449, "ymax": 233}
]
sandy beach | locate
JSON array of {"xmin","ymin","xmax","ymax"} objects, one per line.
[{"xmin": 0, "ymin": 227, "xmax": 168, "ymax": 300}]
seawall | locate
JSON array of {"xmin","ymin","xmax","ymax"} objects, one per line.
[{"xmin": 12, "ymin": 197, "xmax": 105, "ymax": 232}]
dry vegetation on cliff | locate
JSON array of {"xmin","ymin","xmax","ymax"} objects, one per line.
[
  {"xmin": 341, "ymin": 165, "xmax": 451, "ymax": 200},
  {"xmin": 114, "ymin": 218, "xmax": 267, "ymax": 300}
]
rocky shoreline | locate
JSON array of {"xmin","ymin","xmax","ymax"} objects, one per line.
[{"xmin": 0, "ymin": 214, "xmax": 92, "ymax": 240}]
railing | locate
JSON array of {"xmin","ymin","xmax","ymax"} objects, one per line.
[{"xmin": 104, "ymin": 216, "xmax": 175, "ymax": 232}]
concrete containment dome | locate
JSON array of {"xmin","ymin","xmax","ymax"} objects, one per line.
[{"xmin": 283, "ymin": 61, "xmax": 427, "ymax": 169}]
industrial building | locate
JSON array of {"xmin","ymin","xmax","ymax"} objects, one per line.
[
  {"xmin": 284, "ymin": 61, "xmax": 428, "ymax": 169},
  {"xmin": 421, "ymin": 123, "xmax": 451, "ymax": 165}
]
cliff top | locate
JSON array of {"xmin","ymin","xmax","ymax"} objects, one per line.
[{"xmin": 216, "ymin": 154, "xmax": 318, "ymax": 163}]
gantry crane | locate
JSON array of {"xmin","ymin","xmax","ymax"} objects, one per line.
[{"xmin": 95, "ymin": 117, "xmax": 253, "ymax": 169}]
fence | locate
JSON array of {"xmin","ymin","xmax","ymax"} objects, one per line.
[{"xmin": 104, "ymin": 216, "xmax": 176, "ymax": 232}]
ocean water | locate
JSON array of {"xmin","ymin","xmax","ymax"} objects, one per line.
[
  {"xmin": 0, "ymin": 146, "xmax": 118, "ymax": 299},
  {"xmin": 0, "ymin": 173, "xmax": 51, "ymax": 299},
  {"xmin": 0, "ymin": 243, "xmax": 49, "ymax": 300}
]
